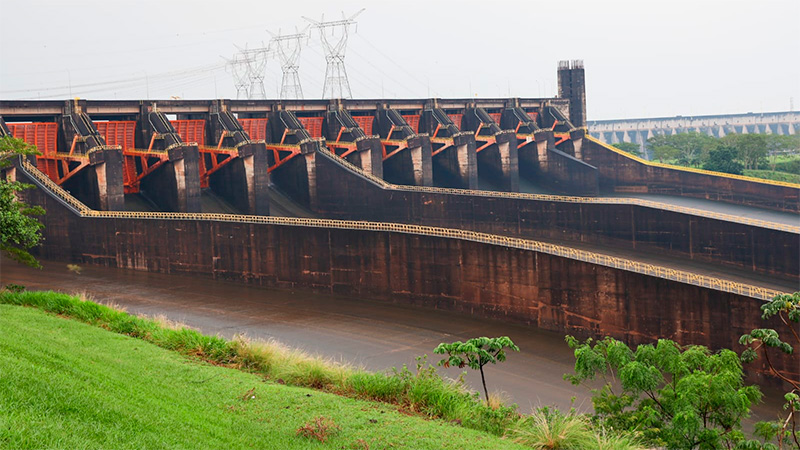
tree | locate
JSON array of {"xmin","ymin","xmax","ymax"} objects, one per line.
[
  {"xmin": 434, "ymin": 336, "xmax": 519, "ymax": 403},
  {"xmin": 722, "ymin": 134, "xmax": 768, "ymax": 170},
  {"xmin": 703, "ymin": 145, "xmax": 744, "ymax": 175},
  {"xmin": 0, "ymin": 136, "xmax": 44, "ymax": 268},
  {"xmin": 764, "ymin": 135, "xmax": 800, "ymax": 171},
  {"xmin": 652, "ymin": 144, "xmax": 681, "ymax": 163},
  {"xmin": 648, "ymin": 132, "xmax": 716, "ymax": 166},
  {"xmin": 612, "ymin": 142, "xmax": 643, "ymax": 157},
  {"xmin": 565, "ymin": 336, "xmax": 762, "ymax": 450},
  {"xmin": 739, "ymin": 292, "xmax": 800, "ymax": 450}
]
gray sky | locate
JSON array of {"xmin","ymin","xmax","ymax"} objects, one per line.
[{"xmin": 1, "ymin": 0, "xmax": 798, "ymax": 120}]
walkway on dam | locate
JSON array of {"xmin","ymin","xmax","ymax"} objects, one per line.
[
  {"xmin": 607, "ymin": 192, "xmax": 799, "ymax": 227},
  {"xmin": 500, "ymin": 176, "xmax": 799, "ymax": 227},
  {"xmin": 0, "ymin": 258, "xmax": 785, "ymax": 424}
]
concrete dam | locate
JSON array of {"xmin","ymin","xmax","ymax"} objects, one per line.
[{"xmin": 2, "ymin": 62, "xmax": 798, "ymax": 380}]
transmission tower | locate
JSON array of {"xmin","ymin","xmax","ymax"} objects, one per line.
[
  {"xmin": 303, "ymin": 9, "xmax": 365, "ymax": 99},
  {"xmin": 234, "ymin": 45, "xmax": 270, "ymax": 100},
  {"xmin": 269, "ymin": 28, "xmax": 308, "ymax": 100},
  {"xmin": 225, "ymin": 52, "xmax": 251, "ymax": 99}
]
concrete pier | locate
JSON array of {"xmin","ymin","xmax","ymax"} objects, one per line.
[
  {"xmin": 421, "ymin": 107, "xmax": 478, "ymax": 189},
  {"xmin": 207, "ymin": 142, "xmax": 270, "ymax": 215},
  {"xmin": 207, "ymin": 102, "xmax": 270, "ymax": 215},
  {"xmin": 324, "ymin": 107, "xmax": 383, "ymax": 180},
  {"xmin": 479, "ymin": 130, "xmax": 519, "ymax": 191},
  {"xmin": 58, "ymin": 100, "xmax": 125, "ymax": 210},
  {"xmin": 60, "ymin": 148, "xmax": 125, "ymax": 211},
  {"xmin": 266, "ymin": 109, "xmax": 323, "ymax": 210},
  {"xmin": 375, "ymin": 107, "xmax": 433, "ymax": 186},
  {"xmin": 137, "ymin": 105, "xmax": 201, "ymax": 212},
  {"xmin": 463, "ymin": 107, "xmax": 519, "ymax": 191}
]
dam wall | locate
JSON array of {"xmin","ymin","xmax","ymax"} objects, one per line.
[
  {"xmin": 276, "ymin": 148, "xmax": 799, "ymax": 280},
  {"xmin": 581, "ymin": 136, "xmax": 800, "ymax": 213}
]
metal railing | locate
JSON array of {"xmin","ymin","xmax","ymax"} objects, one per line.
[
  {"xmin": 17, "ymin": 158, "xmax": 789, "ymax": 301},
  {"xmin": 315, "ymin": 147, "xmax": 800, "ymax": 233},
  {"xmin": 586, "ymin": 135, "xmax": 800, "ymax": 189}
]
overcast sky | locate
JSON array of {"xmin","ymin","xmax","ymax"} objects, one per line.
[{"xmin": 1, "ymin": 0, "xmax": 798, "ymax": 120}]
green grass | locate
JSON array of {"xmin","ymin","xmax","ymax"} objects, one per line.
[
  {"xmin": 506, "ymin": 409, "xmax": 642, "ymax": 450},
  {"xmin": 0, "ymin": 303, "xmax": 527, "ymax": 450},
  {"xmin": 0, "ymin": 290, "xmax": 643, "ymax": 449},
  {"xmin": 0, "ymin": 290, "xmax": 518, "ymax": 436},
  {"xmin": 742, "ymin": 169, "xmax": 800, "ymax": 184}
]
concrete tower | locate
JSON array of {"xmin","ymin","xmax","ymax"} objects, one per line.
[{"xmin": 557, "ymin": 60, "xmax": 586, "ymax": 128}]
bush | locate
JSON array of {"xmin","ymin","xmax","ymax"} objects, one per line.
[{"xmin": 565, "ymin": 336, "xmax": 761, "ymax": 449}]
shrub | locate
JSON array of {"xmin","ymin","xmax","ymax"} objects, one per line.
[{"xmin": 565, "ymin": 336, "xmax": 761, "ymax": 449}]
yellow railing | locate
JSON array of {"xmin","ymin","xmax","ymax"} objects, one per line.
[
  {"xmin": 18, "ymin": 158, "xmax": 789, "ymax": 301},
  {"xmin": 316, "ymin": 147, "xmax": 800, "ymax": 233},
  {"xmin": 586, "ymin": 135, "xmax": 800, "ymax": 188}
]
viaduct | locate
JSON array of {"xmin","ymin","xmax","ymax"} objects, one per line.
[{"xmin": 1, "ymin": 62, "xmax": 798, "ymax": 381}]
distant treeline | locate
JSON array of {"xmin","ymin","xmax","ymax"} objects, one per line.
[{"xmin": 612, "ymin": 133, "xmax": 800, "ymax": 177}]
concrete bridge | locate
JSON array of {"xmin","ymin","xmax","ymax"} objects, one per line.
[
  {"xmin": 588, "ymin": 111, "xmax": 800, "ymax": 154},
  {"xmin": 2, "ymin": 62, "xmax": 798, "ymax": 381}
]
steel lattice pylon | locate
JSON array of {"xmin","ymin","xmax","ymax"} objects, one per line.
[
  {"xmin": 304, "ymin": 9, "xmax": 364, "ymax": 99},
  {"xmin": 225, "ymin": 52, "xmax": 252, "ymax": 100},
  {"xmin": 230, "ymin": 45, "xmax": 270, "ymax": 100},
  {"xmin": 269, "ymin": 28, "xmax": 308, "ymax": 100}
]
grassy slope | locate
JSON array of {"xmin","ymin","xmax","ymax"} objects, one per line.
[
  {"xmin": 0, "ymin": 305, "xmax": 526, "ymax": 450},
  {"xmin": 742, "ymin": 169, "xmax": 800, "ymax": 183}
]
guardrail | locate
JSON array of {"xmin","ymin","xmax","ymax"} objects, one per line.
[
  {"xmin": 316, "ymin": 146, "xmax": 800, "ymax": 233},
  {"xmin": 17, "ymin": 157, "xmax": 788, "ymax": 301},
  {"xmin": 586, "ymin": 135, "xmax": 800, "ymax": 189}
]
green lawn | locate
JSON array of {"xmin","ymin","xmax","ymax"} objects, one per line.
[
  {"xmin": 742, "ymin": 169, "xmax": 800, "ymax": 184},
  {"xmin": 0, "ymin": 304, "xmax": 527, "ymax": 450}
]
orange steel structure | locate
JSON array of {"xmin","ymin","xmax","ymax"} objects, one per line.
[
  {"xmin": 297, "ymin": 117, "xmax": 324, "ymax": 139},
  {"xmin": 7, "ymin": 122, "xmax": 91, "ymax": 185},
  {"xmin": 239, "ymin": 118, "xmax": 268, "ymax": 141},
  {"xmin": 402, "ymin": 114, "xmax": 420, "ymax": 134},
  {"xmin": 238, "ymin": 117, "xmax": 299, "ymax": 172}
]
